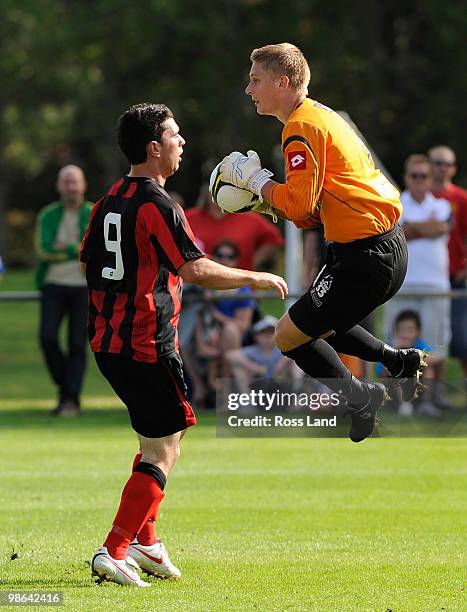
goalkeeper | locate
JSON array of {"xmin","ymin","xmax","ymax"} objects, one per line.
[{"xmin": 221, "ymin": 43, "xmax": 425, "ymax": 442}]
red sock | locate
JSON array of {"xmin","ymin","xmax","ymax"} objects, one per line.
[
  {"xmin": 104, "ymin": 472, "xmax": 164, "ymax": 559},
  {"xmin": 131, "ymin": 451, "xmax": 158, "ymax": 545},
  {"xmin": 137, "ymin": 518, "xmax": 157, "ymax": 546}
]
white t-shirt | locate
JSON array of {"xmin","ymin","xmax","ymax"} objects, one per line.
[{"xmin": 400, "ymin": 190, "xmax": 451, "ymax": 290}]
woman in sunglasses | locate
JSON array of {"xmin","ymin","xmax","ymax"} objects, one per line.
[{"xmin": 195, "ymin": 241, "xmax": 257, "ymax": 386}]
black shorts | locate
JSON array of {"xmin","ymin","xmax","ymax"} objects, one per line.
[
  {"xmin": 94, "ymin": 352, "xmax": 196, "ymax": 438},
  {"xmin": 289, "ymin": 224, "xmax": 408, "ymax": 338}
]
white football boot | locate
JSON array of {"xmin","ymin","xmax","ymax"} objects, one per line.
[
  {"xmin": 92, "ymin": 546, "xmax": 150, "ymax": 587},
  {"xmin": 127, "ymin": 539, "xmax": 181, "ymax": 579}
]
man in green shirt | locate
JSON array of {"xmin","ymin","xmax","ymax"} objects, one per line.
[{"xmin": 35, "ymin": 165, "xmax": 93, "ymax": 416}]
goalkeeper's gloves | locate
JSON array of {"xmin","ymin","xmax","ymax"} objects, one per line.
[{"xmin": 220, "ymin": 150, "xmax": 273, "ymax": 202}]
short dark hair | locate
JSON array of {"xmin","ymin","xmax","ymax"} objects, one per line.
[
  {"xmin": 395, "ymin": 309, "xmax": 421, "ymax": 331},
  {"xmin": 117, "ymin": 103, "xmax": 174, "ymax": 165}
]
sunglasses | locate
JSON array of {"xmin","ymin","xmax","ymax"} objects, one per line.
[
  {"xmin": 431, "ymin": 160, "xmax": 455, "ymax": 167},
  {"xmin": 409, "ymin": 172, "xmax": 429, "ymax": 180},
  {"xmin": 214, "ymin": 252, "xmax": 237, "ymax": 260}
]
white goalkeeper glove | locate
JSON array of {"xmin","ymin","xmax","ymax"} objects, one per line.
[{"xmin": 220, "ymin": 150, "xmax": 273, "ymax": 202}]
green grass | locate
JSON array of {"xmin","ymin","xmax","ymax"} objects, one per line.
[
  {"xmin": 0, "ymin": 407, "xmax": 466, "ymax": 611},
  {"xmin": 1, "ymin": 270, "xmax": 466, "ymax": 610}
]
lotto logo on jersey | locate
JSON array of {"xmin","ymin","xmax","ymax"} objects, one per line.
[{"xmin": 288, "ymin": 151, "xmax": 307, "ymax": 171}]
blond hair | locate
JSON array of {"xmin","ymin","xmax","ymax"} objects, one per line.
[{"xmin": 250, "ymin": 43, "xmax": 310, "ymax": 95}]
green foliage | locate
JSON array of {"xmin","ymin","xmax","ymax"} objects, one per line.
[
  {"xmin": 0, "ymin": 1, "xmax": 466, "ymax": 225},
  {"xmin": 0, "ymin": 0, "xmax": 467, "ymax": 260}
]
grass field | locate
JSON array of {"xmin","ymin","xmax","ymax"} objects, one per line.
[{"xmin": 1, "ymin": 271, "xmax": 466, "ymax": 610}]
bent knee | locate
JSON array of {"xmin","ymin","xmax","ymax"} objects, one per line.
[
  {"xmin": 274, "ymin": 314, "xmax": 312, "ymax": 353},
  {"xmin": 274, "ymin": 325, "xmax": 289, "ymax": 352},
  {"xmin": 274, "ymin": 318, "xmax": 295, "ymax": 352}
]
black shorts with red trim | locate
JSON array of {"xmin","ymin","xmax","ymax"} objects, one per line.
[
  {"xmin": 289, "ymin": 224, "xmax": 408, "ymax": 338},
  {"xmin": 94, "ymin": 351, "xmax": 196, "ymax": 438}
]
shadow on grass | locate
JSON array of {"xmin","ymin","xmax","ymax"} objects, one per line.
[
  {"xmin": 1, "ymin": 399, "xmax": 465, "ymax": 437},
  {"xmin": 0, "ymin": 407, "xmax": 217, "ymax": 431}
]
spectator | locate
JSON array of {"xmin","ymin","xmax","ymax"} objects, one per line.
[
  {"xmin": 226, "ymin": 315, "xmax": 302, "ymax": 394},
  {"xmin": 428, "ymin": 145, "xmax": 467, "ymax": 377},
  {"xmin": 186, "ymin": 183, "xmax": 284, "ymax": 270},
  {"xmin": 205, "ymin": 241, "xmax": 256, "ymax": 375},
  {"xmin": 0, "ymin": 254, "xmax": 4, "ymax": 281},
  {"xmin": 178, "ymin": 283, "xmax": 208, "ymax": 407},
  {"xmin": 169, "ymin": 189, "xmax": 205, "ymax": 404},
  {"xmin": 35, "ymin": 165, "xmax": 93, "ymax": 416},
  {"xmin": 376, "ymin": 310, "xmax": 442, "ymax": 416},
  {"xmin": 193, "ymin": 240, "xmax": 257, "ymax": 398},
  {"xmin": 384, "ymin": 154, "xmax": 451, "ymax": 407},
  {"xmin": 182, "ymin": 181, "xmax": 283, "ymax": 402}
]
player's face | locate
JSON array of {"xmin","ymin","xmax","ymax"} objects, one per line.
[
  {"xmin": 245, "ymin": 62, "xmax": 281, "ymax": 116},
  {"xmin": 159, "ymin": 119, "xmax": 185, "ymax": 177}
]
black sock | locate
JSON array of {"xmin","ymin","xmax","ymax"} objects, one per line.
[
  {"xmin": 327, "ymin": 325, "xmax": 400, "ymax": 372},
  {"xmin": 283, "ymin": 339, "xmax": 369, "ymax": 404},
  {"xmin": 326, "ymin": 325, "xmax": 383, "ymax": 361}
]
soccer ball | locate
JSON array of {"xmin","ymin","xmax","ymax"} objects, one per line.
[{"xmin": 209, "ymin": 162, "xmax": 259, "ymax": 213}]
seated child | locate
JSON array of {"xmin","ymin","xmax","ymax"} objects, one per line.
[
  {"xmin": 377, "ymin": 309, "xmax": 441, "ymax": 416},
  {"xmin": 225, "ymin": 315, "xmax": 303, "ymax": 394}
]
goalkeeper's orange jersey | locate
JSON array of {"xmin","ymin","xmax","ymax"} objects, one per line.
[{"xmin": 269, "ymin": 98, "xmax": 402, "ymax": 242}]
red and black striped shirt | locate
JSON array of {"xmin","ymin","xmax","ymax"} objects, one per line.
[{"xmin": 79, "ymin": 176, "xmax": 204, "ymax": 362}]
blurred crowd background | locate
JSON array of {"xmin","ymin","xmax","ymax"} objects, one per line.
[{"xmin": 0, "ymin": 1, "xmax": 466, "ymax": 417}]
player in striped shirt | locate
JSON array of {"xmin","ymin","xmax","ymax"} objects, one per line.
[{"xmin": 81, "ymin": 103, "xmax": 287, "ymax": 586}]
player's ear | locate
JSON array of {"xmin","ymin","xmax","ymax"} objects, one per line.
[
  {"xmin": 278, "ymin": 75, "xmax": 289, "ymax": 89},
  {"xmin": 147, "ymin": 140, "xmax": 161, "ymax": 158}
]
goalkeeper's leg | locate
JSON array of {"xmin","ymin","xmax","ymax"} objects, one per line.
[
  {"xmin": 276, "ymin": 321, "xmax": 388, "ymax": 443},
  {"xmin": 326, "ymin": 324, "xmax": 426, "ymax": 388}
]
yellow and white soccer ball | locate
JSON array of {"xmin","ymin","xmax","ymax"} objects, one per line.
[{"xmin": 209, "ymin": 162, "xmax": 259, "ymax": 213}]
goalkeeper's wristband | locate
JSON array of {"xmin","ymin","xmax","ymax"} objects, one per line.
[
  {"xmin": 253, "ymin": 201, "xmax": 278, "ymax": 223},
  {"xmin": 247, "ymin": 168, "xmax": 273, "ymax": 200}
]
